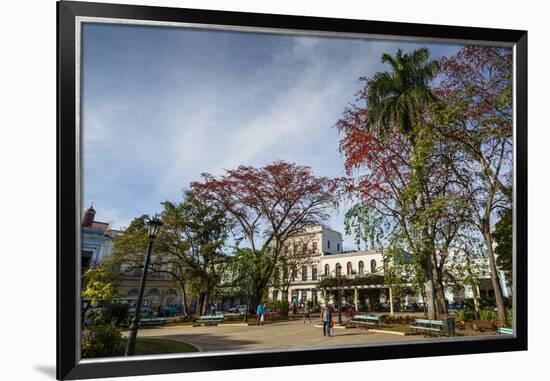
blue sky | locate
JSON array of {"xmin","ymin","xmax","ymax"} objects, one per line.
[{"xmin": 81, "ymin": 23, "xmax": 461, "ymax": 248}]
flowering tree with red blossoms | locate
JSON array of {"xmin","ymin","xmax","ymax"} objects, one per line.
[
  {"xmin": 336, "ymin": 46, "xmax": 513, "ymax": 323},
  {"xmin": 337, "ymin": 110, "xmax": 468, "ymax": 318},
  {"xmin": 191, "ymin": 161, "xmax": 336, "ymax": 310},
  {"xmin": 434, "ymin": 46, "xmax": 513, "ymax": 325}
]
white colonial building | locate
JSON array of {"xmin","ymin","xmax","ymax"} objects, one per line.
[
  {"xmin": 268, "ymin": 225, "xmax": 510, "ymax": 311},
  {"xmin": 268, "ymin": 225, "xmax": 390, "ymax": 310}
]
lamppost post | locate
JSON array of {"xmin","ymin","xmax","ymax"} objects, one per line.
[
  {"xmin": 125, "ymin": 214, "xmax": 162, "ymax": 356},
  {"xmin": 337, "ymin": 265, "xmax": 342, "ymax": 325}
]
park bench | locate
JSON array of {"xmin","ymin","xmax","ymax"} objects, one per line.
[
  {"xmin": 264, "ymin": 311, "xmax": 280, "ymax": 320},
  {"xmin": 409, "ymin": 319, "xmax": 444, "ymax": 336},
  {"xmin": 139, "ymin": 317, "xmax": 165, "ymax": 326},
  {"xmin": 195, "ymin": 314, "xmax": 225, "ymax": 325},
  {"xmin": 223, "ymin": 312, "xmax": 241, "ymax": 321},
  {"xmin": 349, "ymin": 315, "xmax": 380, "ymax": 328},
  {"xmin": 497, "ymin": 327, "xmax": 513, "ymax": 335}
]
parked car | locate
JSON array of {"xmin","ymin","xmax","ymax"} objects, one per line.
[
  {"xmin": 340, "ymin": 303, "xmax": 355, "ymax": 312},
  {"xmin": 228, "ymin": 305, "xmax": 247, "ymax": 314},
  {"xmin": 160, "ymin": 304, "xmax": 180, "ymax": 316},
  {"xmin": 128, "ymin": 305, "xmax": 153, "ymax": 316}
]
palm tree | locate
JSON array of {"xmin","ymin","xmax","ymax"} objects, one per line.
[
  {"xmin": 364, "ymin": 48, "xmax": 446, "ymax": 319},
  {"xmin": 365, "ymin": 48, "xmax": 439, "ymax": 142}
]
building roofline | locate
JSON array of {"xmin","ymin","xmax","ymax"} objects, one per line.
[{"xmin": 321, "ymin": 250, "xmax": 381, "ymax": 258}]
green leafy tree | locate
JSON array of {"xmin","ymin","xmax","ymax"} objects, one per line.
[
  {"xmin": 159, "ymin": 191, "xmax": 230, "ymax": 316},
  {"xmin": 81, "ymin": 324, "xmax": 124, "ymax": 358},
  {"xmin": 192, "ymin": 161, "xmax": 335, "ymax": 312},
  {"xmin": 81, "ymin": 268, "xmax": 117, "ymax": 306},
  {"xmin": 435, "ymin": 46, "xmax": 513, "ymax": 325},
  {"xmin": 106, "ymin": 190, "xmax": 230, "ymax": 317},
  {"xmin": 493, "ymin": 208, "xmax": 512, "ymax": 284},
  {"xmin": 338, "ymin": 48, "xmax": 455, "ymax": 319}
]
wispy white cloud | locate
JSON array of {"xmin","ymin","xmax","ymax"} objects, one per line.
[{"xmin": 82, "ymin": 25, "xmax": 460, "ymax": 240}]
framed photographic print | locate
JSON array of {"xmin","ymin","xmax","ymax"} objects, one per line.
[{"xmin": 57, "ymin": 1, "xmax": 527, "ymax": 379}]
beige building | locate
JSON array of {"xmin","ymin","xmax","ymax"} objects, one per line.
[
  {"xmin": 116, "ymin": 275, "xmax": 181, "ymax": 310},
  {"xmin": 268, "ymin": 225, "xmax": 391, "ymax": 310}
]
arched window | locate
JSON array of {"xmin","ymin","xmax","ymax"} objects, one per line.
[
  {"xmin": 336, "ymin": 263, "xmax": 341, "ymax": 275},
  {"xmin": 347, "ymin": 262, "xmax": 353, "ymax": 275},
  {"xmin": 358, "ymin": 261, "xmax": 364, "ymax": 275},
  {"xmin": 324, "ymin": 264, "xmax": 330, "ymax": 276},
  {"xmin": 147, "ymin": 288, "xmax": 160, "ymax": 296},
  {"xmin": 370, "ymin": 259, "xmax": 377, "ymax": 273},
  {"xmin": 127, "ymin": 288, "xmax": 138, "ymax": 297}
]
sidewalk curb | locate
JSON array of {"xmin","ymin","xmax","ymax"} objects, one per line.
[
  {"xmin": 368, "ymin": 329, "xmax": 407, "ymax": 336},
  {"xmin": 313, "ymin": 324, "xmax": 349, "ymax": 330}
]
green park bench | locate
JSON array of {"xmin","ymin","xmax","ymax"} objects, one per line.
[
  {"xmin": 349, "ymin": 315, "xmax": 380, "ymax": 328},
  {"xmin": 195, "ymin": 314, "xmax": 225, "ymax": 325},
  {"xmin": 139, "ymin": 317, "xmax": 165, "ymax": 326},
  {"xmin": 409, "ymin": 318, "xmax": 444, "ymax": 336},
  {"xmin": 497, "ymin": 327, "xmax": 513, "ymax": 335}
]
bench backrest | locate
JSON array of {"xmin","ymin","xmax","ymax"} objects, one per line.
[
  {"xmin": 415, "ymin": 319, "xmax": 443, "ymax": 325},
  {"xmin": 352, "ymin": 315, "xmax": 379, "ymax": 321},
  {"xmin": 198, "ymin": 315, "xmax": 224, "ymax": 320}
]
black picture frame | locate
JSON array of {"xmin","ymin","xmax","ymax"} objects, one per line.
[{"xmin": 57, "ymin": 1, "xmax": 527, "ymax": 379}]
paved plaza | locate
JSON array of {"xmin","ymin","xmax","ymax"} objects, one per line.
[{"xmin": 131, "ymin": 320, "xmax": 427, "ymax": 353}]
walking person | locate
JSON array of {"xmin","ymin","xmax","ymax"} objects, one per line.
[
  {"xmin": 320, "ymin": 304, "xmax": 332, "ymax": 336},
  {"xmin": 256, "ymin": 303, "xmax": 263, "ymax": 326},
  {"xmin": 261, "ymin": 303, "xmax": 267, "ymax": 325},
  {"xmin": 303, "ymin": 304, "xmax": 312, "ymax": 324}
]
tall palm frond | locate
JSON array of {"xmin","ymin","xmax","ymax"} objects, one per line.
[{"xmin": 366, "ymin": 48, "xmax": 440, "ymax": 142}]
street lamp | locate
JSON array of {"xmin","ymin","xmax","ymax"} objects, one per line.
[
  {"xmin": 335, "ymin": 264, "xmax": 342, "ymax": 325},
  {"xmin": 324, "ymin": 265, "xmax": 343, "ymax": 325},
  {"xmin": 125, "ymin": 214, "xmax": 163, "ymax": 356}
]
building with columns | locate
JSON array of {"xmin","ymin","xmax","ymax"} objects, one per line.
[
  {"xmin": 268, "ymin": 225, "xmax": 510, "ymax": 312},
  {"xmin": 268, "ymin": 225, "xmax": 392, "ymax": 310}
]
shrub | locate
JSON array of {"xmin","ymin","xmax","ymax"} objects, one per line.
[
  {"xmin": 378, "ymin": 314, "xmax": 415, "ymax": 325},
  {"xmin": 478, "ymin": 309, "xmax": 497, "ymax": 321},
  {"xmin": 456, "ymin": 309, "xmax": 478, "ymax": 322},
  {"xmin": 272, "ymin": 300, "xmax": 289, "ymax": 316},
  {"xmin": 81, "ymin": 324, "xmax": 124, "ymax": 358},
  {"xmin": 506, "ymin": 309, "xmax": 513, "ymax": 326},
  {"xmin": 101, "ymin": 302, "xmax": 130, "ymax": 327}
]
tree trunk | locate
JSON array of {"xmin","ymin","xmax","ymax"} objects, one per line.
[
  {"xmin": 250, "ymin": 285, "xmax": 265, "ymax": 315},
  {"xmin": 423, "ymin": 256, "xmax": 437, "ymax": 319},
  {"xmin": 197, "ymin": 293, "xmax": 206, "ymax": 317},
  {"xmin": 203, "ymin": 289, "xmax": 211, "ymax": 315},
  {"xmin": 483, "ymin": 226, "xmax": 507, "ymax": 326},
  {"xmin": 432, "ymin": 256, "xmax": 448, "ymax": 316},
  {"xmin": 472, "ymin": 284, "xmax": 480, "ymax": 315},
  {"xmin": 465, "ymin": 255, "xmax": 480, "ymax": 315},
  {"xmin": 179, "ymin": 280, "xmax": 189, "ymax": 317}
]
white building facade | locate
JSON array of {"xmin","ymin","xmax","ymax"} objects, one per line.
[
  {"xmin": 268, "ymin": 225, "xmax": 510, "ymax": 311},
  {"xmin": 268, "ymin": 226, "xmax": 389, "ymax": 309}
]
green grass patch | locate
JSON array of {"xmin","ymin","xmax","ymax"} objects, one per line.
[{"xmin": 128, "ymin": 338, "xmax": 199, "ymax": 355}]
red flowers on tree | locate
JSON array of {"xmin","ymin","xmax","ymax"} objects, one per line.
[{"xmin": 191, "ymin": 160, "xmax": 337, "ymax": 309}]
